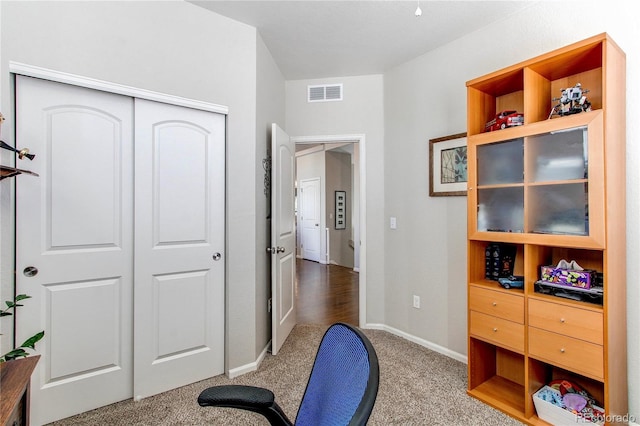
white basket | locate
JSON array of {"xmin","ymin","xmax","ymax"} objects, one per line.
[{"xmin": 533, "ymin": 386, "xmax": 603, "ymax": 426}]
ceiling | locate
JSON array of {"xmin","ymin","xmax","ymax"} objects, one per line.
[{"xmin": 189, "ymin": 0, "xmax": 536, "ymax": 80}]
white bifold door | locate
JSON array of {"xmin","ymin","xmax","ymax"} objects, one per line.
[{"xmin": 15, "ymin": 76, "xmax": 225, "ymax": 425}]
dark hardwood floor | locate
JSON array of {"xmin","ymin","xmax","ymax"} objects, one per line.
[{"xmin": 295, "ymin": 258, "xmax": 359, "ymax": 326}]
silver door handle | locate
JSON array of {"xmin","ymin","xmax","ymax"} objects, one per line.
[
  {"xmin": 23, "ymin": 266, "xmax": 38, "ymax": 277},
  {"xmin": 267, "ymin": 247, "xmax": 285, "ymax": 254},
  {"xmin": 276, "ymin": 246, "xmax": 285, "ymax": 253},
  {"xmin": 212, "ymin": 253, "xmax": 222, "ymax": 261}
]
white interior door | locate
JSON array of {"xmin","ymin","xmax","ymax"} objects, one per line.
[
  {"xmin": 300, "ymin": 178, "xmax": 321, "ymax": 262},
  {"xmin": 271, "ymin": 123, "xmax": 296, "ymax": 355},
  {"xmin": 133, "ymin": 99, "xmax": 225, "ymax": 398},
  {"xmin": 15, "ymin": 76, "xmax": 134, "ymax": 425}
]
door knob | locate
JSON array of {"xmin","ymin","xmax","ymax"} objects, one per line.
[
  {"xmin": 276, "ymin": 246, "xmax": 285, "ymax": 253},
  {"xmin": 212, "ymin": 253, "xmax": 221, "ymax": 261},
  {"xmin": 23, "ymin": 266, "xmax": 38, "ymax": 277}
]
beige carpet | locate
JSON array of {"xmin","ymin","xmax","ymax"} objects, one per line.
[{"xmin": 49, "ymin": 325, "xmax": 523, "ymax": 425}]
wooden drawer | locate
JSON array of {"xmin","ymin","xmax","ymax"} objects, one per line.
[
  {"xmin": 469, "ymin": 286, "xmax": 524, "ymax": 323},
  {"xmin": 529, "ymin": 327, "xmax": 603, "ymax": 380},
  {"xmin": 528, "ymin": 299, "xmax": 603, "ymax": 344},
  {"xmin": 469, "ymin": 311, "xmax": 525, "ymax": 352}
]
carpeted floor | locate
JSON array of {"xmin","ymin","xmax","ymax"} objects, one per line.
[{"xmin": 49, "ymin": 325, "xmax": 524, "ymax": 425}]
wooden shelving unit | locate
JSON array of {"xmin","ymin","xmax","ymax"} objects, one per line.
[
  {"xmin": 0, "ymin": 356, "xmax": 40, "ymax": 425},
  {"xmin": 0, "ymin": 165, "xmax": 38, "ymax": 180},
  {"xmin": 466, "ymin": 33, "xmax": 627, "ymax": 424}
]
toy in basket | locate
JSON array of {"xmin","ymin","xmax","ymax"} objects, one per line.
[{"xmin": 533, "ymin": 380, "xmax": 604, "ymax": 425}]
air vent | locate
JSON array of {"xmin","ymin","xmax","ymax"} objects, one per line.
[{"xmin": 307, "ymin": 84, "xmax": 343, "ymax": 102}]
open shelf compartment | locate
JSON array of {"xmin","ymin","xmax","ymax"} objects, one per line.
[
  {"xmin": 527, "ymin": 359, "xmax": 605, "ymax": 424},
  {"xmin": 468, "ymin": 338, "xmax": 526, "ymax": 417}
]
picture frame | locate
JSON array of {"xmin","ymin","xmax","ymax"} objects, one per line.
[
  {"xmin": 335, "ymin": 190, "xmax": 346, "ymax": 230},
  {"xmin": 429, "ymin": 132, "xmax": 468, "ymax": 196}
]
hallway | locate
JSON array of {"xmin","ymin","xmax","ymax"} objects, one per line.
[{"xmin": 295, "ymin": 259, "xmax": 359, "ymax": 326}]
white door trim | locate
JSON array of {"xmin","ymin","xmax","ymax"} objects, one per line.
[
  {"xmin": 291, "ymin": 134, "xmax": 367, "ymax": 327},
  {"xmin": 9, "ymin": 62, "xmax": 228, "ymax": 115}
]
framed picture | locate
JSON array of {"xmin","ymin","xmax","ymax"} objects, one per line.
[
  {"xmin": 429, "ymin": 132, "xmax": 468, "ymax": 196},
  {"xmin": 335, "ymin": 190, "xmax": 346, "ymax": 230}
]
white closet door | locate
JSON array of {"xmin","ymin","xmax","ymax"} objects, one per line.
[
  {"xmin": 15, "ymin": 75, "xmax": 134, "ymax": 425},
  {"xmin": 133, "ymin": 99, "xmax": 225, "ymax": 399}
]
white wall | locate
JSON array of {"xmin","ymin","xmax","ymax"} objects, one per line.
[
  {"xmin": 286, "ymin": 74, "xmax": 385, "ymax": 323},
  {"xmin": 384, "ymin": 0, "xmax": 639, "ymax": 419},
  {"xmin": 326, "ymin": 151, "xmax": 354, "ymax": 268},
  {"xmin": 0, "ymin": 1, "xmax": 264, "ymax": 372}
]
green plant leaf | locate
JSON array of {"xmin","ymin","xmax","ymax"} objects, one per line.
[
  {"xmin": 0, "ymin": 294, "xmax": 42, "ymax": 363},
  {"xmin": 20, "ymin": 331, "xmax": 45, "ymax": 349},
  {"xmin": 1, "ymin": 348, "xmax": 29, "ymax": 362}
]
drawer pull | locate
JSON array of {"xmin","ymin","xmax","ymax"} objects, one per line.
[
  {"xmin": 560, "ymin": 318, "xmax": 566, "ymax": 323},
  {"xmin": 492, "ymin": 302, "xmax": 497, "ymax": 306},
  {"xmin": 493, "ymin": 328, "xmax": 498, "ymax": 332},
  {"xmin": 560, "ymin": 348, "xmax": 565, "ymax": 353}
]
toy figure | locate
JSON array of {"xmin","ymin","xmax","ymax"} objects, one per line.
[{"xmin": 549, "ymin": 83, "xmax": 592, "ymax": 118}]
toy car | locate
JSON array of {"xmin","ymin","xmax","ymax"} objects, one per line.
[
  {"xmin": 484, "ymin": 110, "xmax": 524, "ymax": 132},
  {"xmin": 498, "ymin": 275, "xmax": 524, "ymax": 289}
]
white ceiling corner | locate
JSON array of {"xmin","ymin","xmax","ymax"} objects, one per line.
[{"xmin": 188, "ymin": 0, "xmax": 536, "ymax": 80}]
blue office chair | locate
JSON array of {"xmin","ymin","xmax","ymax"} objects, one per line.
[{"xmin": 198, "ymin": 323, "xmax": 379, "ymax": 425}]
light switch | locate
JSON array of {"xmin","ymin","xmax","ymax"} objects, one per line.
[{"xmin": 390, "ymin": 217, "xmax": 397, "ymax": 229}]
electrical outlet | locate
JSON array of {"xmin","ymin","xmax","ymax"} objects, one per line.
[{"xmin": 413, "ymin": 295, "xmax": 420, "ymax": 309}]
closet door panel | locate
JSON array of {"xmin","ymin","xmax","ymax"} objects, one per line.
[
  {"xmin": 133, "ymin": 99, "xmax": 225, "ymax": 399},
  {"xmin": 15, "ymin": 75, "xmax": 134, "ymax": 426}
]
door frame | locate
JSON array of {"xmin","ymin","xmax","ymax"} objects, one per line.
[
  {"xmin": 8, "ymin": 62, "xmax": 228, "ymax": 115},
  {"xmin": 291, "ymin": 134, "xmax": 366, "ymax": 326}
]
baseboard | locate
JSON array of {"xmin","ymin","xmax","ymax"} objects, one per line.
[
  {"xmin": 363, "ymin": 323, "xmax": 468, "ymax": 364},
  {"xmin": 228, "ymin": 340, "xmax": 270, "ymax": 379},
  {"xmin": 230, "ymin": 325, "xmax": 467, "ymax": 377}
]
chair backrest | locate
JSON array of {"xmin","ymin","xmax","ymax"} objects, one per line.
[{"xmin": 294, "ymin": 323, "xmax": 379, "ymax": 426}]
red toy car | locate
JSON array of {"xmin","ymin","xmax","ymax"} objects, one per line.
[{"xmin": 484, "ymin": 110, "xmax": 524, "ymax": 132}]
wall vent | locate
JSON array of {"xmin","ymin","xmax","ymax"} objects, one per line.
[{"xmin": 307, "ymin": 84, "xmax": 343, "ymax": 102}]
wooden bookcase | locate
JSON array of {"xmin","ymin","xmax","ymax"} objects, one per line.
[
  {"xmin": 0, "ymin": 356, "xmax": 40, "ymax": 425},
  {"xmin": 466, "ymin": 33, "xmax": 627, "ymax": 424}
]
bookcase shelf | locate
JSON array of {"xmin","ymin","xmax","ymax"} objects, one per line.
[{"xmin": 466, "ymin": 33, "xmax": 627, "ymax": 425}]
